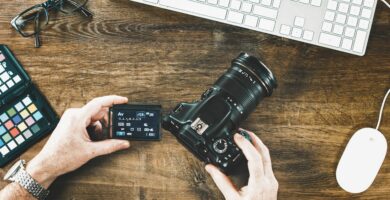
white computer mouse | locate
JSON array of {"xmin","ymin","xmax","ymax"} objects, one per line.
[{"xmin": 336, "ymin": 127, "xmax": 387, "ymax": 193}]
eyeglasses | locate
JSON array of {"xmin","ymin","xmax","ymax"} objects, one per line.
[{"xmin": 11, "ymin": 0, "xmax": 93, "ymax": 48}]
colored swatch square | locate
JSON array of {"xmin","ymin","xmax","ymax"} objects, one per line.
[
  {"xmin": 28, "ymin": 104, "xmax": 37, "ymax": 113},
  {"xmin": 33, "ymin": 111, "xmax": 43, "ymax": 121},
  {"xmin": 5, "ymin": 120, "xmax": 13, "ymax": 129},
  {"xmin": 0, "ymin": 126, "xmax": 6, "ymax": 135},
  {"xmin": 20, "ymin": 110, "xmax": 29, "ymax": 119},
  {"xmin": 0, "ymin": 146, "xmax": 9, "ymax": 156},
  {"xmin": 15, "ymin": 102, "xmax": 24, "ymax": 111},
  {"xmin": 0, "ymin": 54, "xmax": 5, "ymax": 61},
  {"xmin": 0, "ymin": 113, "xmax": 8, "ymax": 122},
  {"xmin": 7, "ymin": 108, "xmax": 16, "ymax": 117},
  {"xmin": 0, "ymin": 139, "xmax": 3, "ymax": 147},
  {"xmin": 2, "ymin": 133, "xmax": 11, "ymax": 143},
  {"xmin": 22, "ymin": 97, "xmax": 32, "ymax": 106},
  {"xmin": 15, "ymin": 135, "xmax": 25, "ymax": 144},
  {"xmin": 25, "ymin": 117, "xmax": 35, "ymax": 126},
  {"xmin": 7, "ymin": 140, "xmax": 16, "ymax": 150},
  {"xmin": 10, "ymin": 128, "xmax": 19, "ymax": 137},
  {"xmin": 31, "ymin": 124, "xmax": 40, "ymax": 134},
  {"xmin": 12, "ymin": 115, "xmax": 22, "ymax": 124},
  {"xmin": 23, "ymin": 130, "xmax": 32, "ymax": 139},
  {"xmin": 17, "ymin": 122, "xmax": 27, "ymax": 132}
]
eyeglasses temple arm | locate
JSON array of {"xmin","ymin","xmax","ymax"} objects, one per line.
[{"xmin": 34, "ymin": 13, "xmax": 42, "ymax": 48}]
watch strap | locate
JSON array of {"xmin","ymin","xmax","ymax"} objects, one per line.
[{"xmin": 14, "ymin": 169, "xmax": 49, "ymax": 200}]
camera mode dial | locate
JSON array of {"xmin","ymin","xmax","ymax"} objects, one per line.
[{"xmin": 213, "ymin": 139, "xmax": 228, "ymax": 154}]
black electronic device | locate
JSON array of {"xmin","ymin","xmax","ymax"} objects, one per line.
[
  {"xmin": 0, "ymin": 45, "xmax": 58, "ymax": 167},
  {"xmin": 109, "ymin": 104, "xmax": 161, "ymax": 141},
  {"xmin": 162, "ymin": 53, "xmax": 277, "ymax": 172}
]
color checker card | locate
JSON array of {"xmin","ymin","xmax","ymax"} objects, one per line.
[{"xmin": 0, "ymin": 86, "xmax": 58, "ymax": 167}]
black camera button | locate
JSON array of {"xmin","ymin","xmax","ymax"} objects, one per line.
[{"xmin": 213, "ymin": 138, "xmax": 228, "ymax": 154}]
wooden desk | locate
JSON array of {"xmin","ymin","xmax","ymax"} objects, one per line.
[{"xmin": 0, "ymin": 0, "xmax": 389, "ymax": 199}]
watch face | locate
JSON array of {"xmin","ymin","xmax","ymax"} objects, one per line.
[{"xmin": 4, "ymin": 160, "xmax": 25, "ymax": 181}]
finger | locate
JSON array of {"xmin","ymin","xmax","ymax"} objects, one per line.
[
  {"xmin": 205, "ymin": 164, "xmax": 240, "ymax": 199},
  {"xmin": 239, "ymin": 128, "xmax": 260, "ymax": 150},
  {"xmin": 82, "ymin": 95, "xmax": 128, "ymax": 125},
  {"xmin": 91, "ymin": 121, "xmax": 103, "ymax": 134},
  {"xmin": 246, "ymin": 131, "xmax": 275, "ymax": 178},
  {"xmin": 234, "ymin": 134, "xmax": 264, "ymax": 183},
  {"xmin": 89, "ymin": 139, "xmax": 130, "ymax": 157},
  {"xmin": 90, "ymin": 107, "xmax": 109, "ymax": 123}
]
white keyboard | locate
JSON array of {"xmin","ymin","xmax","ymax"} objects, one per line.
[{"xmin": 129, "ymin": 0, "xmax": 379, "ymax": 56}]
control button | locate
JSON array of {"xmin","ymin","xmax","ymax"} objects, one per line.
[{"xmin": 213, "ymin": 139, "xmax": 228, "ymax": 154}]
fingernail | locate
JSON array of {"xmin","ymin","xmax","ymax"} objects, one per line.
[
  {"xmin": 122, "ymin": 141, "xmax": 130, "ymax": 148},
  {"xmin": 235, "ymin": 133, "xmax": 243, "ymax": 140},
  {"xmin": 205, "ymin": 165, "xmax": 212, "ymax": 173}
]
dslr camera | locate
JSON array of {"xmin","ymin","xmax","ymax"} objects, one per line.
[{"xmin": 162, "ymin": 53, "xmax": 277, "ymax": 172}]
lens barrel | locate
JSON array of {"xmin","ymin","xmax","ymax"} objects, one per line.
[{"xmin": 213, "ymin": 53, "xmax": 277, "ymax": 117}]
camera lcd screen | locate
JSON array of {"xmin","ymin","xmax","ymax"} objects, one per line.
[{"xmin": 110, "ymin": 104, "xmax": 161, "ymax": 140}]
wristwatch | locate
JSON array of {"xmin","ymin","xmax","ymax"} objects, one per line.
[{"xmin": 3, "ymin": 160, "xmax": 49, "ymax": 200}]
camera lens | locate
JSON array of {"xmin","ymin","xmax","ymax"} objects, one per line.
[{"xmin": 213, "ymin": 53, "xmax": 277, "ymax": 118}]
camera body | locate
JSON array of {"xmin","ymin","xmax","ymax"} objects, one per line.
[{"xmin": 163, "ymin": 53, "xmax": 277, "ymax": 172}]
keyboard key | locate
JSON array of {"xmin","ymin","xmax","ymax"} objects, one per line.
[
  {"xmin": 338, "ymin": 3, "xmax": 349, "ymax": 13},
  {"xmin": 159, "ymin": 0, "xmax": 227, "ymax": 20},
  {"xmin": 241, "ymin": 2, "xmax": 253, "ymax": 12},
  {"xmin": 291, "ymin": 27, "xmax": 303, "ymax": 37},
  {"xmin": 342, "ymin": 38, "xmax": 353, "ymax": 50},
  {"xmin": 280, "ymin": 24, "xmax": 291, "ymax": 35},
  {"xmin": 258, "ymin": 18, "xmax": 275, "ymax": 31},
  {"xmin": 262, "ymin": 0, "xmax": 272, "ymax": 6},
  {"xmin": 361, "ymin": 8, "xmax": 371, "ymax": 18},
  {"xmin": 294, "ymin": 16, "xmax": 305, "ymax": 27},
  {"xmin": 322, "ymin": 21, "xmax": 333, "ymax": 32},
  {"xmin": 347, "ymin": 16, "xmax": 358, "ymax": 26},
  {"xmin": 333, "ymin": 24, "xmax": 344, "ymax": 34},
  {"xmin": 273, "ymin": 0, "xmax": 281, "ymax": 7},
  {"xmin": 244, "ymin": 15, "xmax": 258, "ymax": 27},
  {"xmin": 219, "ymin": 0, "xmax": 230, "ymax": 7},
  {"xmin": 336, "ymin": 14, "xmax": 346, "ymax": 24},
  {"xmin": 319, "ymin": 32, "xmax": 341, "ymax": 47},
  {"xmin": 311, "ymin": 0, "xmax": 322, "ymax": 6},
  {"xmin": 350, "ymin": 5, "xmax": 360, "ymax": 15},
  {"xmin": 363, "ymin": 0, "xmax": 375, "ymax": 7},
  {"xmin": 353, "ymin": 30, "xmax": 367, "ymax": 52},
  {"xmin": 358, "ymin": 19, "xmax": 369, "ymax": 29},
  {"xmin": 0, "ymin": 65, "xmax": 4, "ymax": 73},
  {"xmin": 227, "ymin": 11, "xmax": 244, "ymax": 23},
  {"xmin": 352, "ymin": 0, "xmax": 363, "ymax": 4},
  {"xmin": 300, "ymin": 0, "xmax": 310, "ymax": 3},
  {"xmin": 230, "ymin": 0, "xmax": 241, "ymax": 9},
  {"xmin": 344, "ymin": 27, "xmax": 355, "ymax": 37},
  {"xmin": 324, "ymin": 11, "xmax": 335, "ymax": 21},
  {"xmin": 253, "ymin": 5, "xmax": 278, "ymax": 19},
  {"xmin": 303, "ymin": 30, "xmax": 314, "ymax": 40},
  {"xmin": 327, "ymin": 0, "xmax": 338, "ymax": 10},
  {"xmin": 208, "ymin": 0, "xmax": 218, "ymax": 4}
]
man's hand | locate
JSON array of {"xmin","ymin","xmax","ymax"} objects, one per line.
[
  {"xmin": 25, "ymin": 95, "xmax": 131, "ymax": 188},
  {"xmin": 205, "ymin": 130, "xmax": 278, "ymax": 200}
]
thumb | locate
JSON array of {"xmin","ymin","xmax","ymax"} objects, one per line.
[
  {"xmin": 90, "ymin": 139, "xmax": 130, "ymax": 157},
  {"xmin": 205, "ymin": 164, "xmax": 239, "ymax": 199}
]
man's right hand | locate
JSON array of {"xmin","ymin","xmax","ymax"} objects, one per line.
[{"xmin": 205, "ymin": 129, "xmax": 278, "ymax": 200}]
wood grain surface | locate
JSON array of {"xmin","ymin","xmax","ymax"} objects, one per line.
[{"xmin": 0, "ymin": 0, "xmax": 389, "ymax": 199}]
